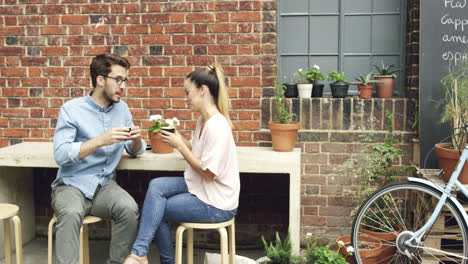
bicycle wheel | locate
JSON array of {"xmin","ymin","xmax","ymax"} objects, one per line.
[{"xmin": 351, "ymin": 181, "xmax": 468, "ymax": 264}]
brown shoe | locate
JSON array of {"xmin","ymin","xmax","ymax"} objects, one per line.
[{"xmin": 123, "ymin": 254, "xmax": 148, "ymax": 264}]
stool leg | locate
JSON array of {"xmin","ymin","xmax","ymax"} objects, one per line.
[
  {"xmin": 187, "ymin": 228, "xmax": 193, "ymax": 264},
  {"xmin": 79, "ymin": 226, "xmax": 84, "ymax": 264},
  {"xmin": 11, "ymin": 216, "xmax": 22, "ymax": 264},
  {"xmin": 83, "ymin": 224, "xmax": 90, "ymax": 264},
  {"xmin": 228, "ymin": 222, "xmax": 235, "ymax": 264},
  {"xmin": 3, "ymin": 219, "xmax": 12, "ymax": 264},
  {"xmin": 218, "ymin": 228, "xmax": 228, "ymax": 264},
  {"xmin": 175, "ymin": 226, "xmax": 186, "ymax": 264},
  {"xmin": 48, "ymin": 217, "xmax": 56, "ymax": 264}
]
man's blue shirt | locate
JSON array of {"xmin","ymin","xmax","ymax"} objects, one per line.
[{"xmin": 52, "ymin": 92, "xmax": 146, "ymax": 199}]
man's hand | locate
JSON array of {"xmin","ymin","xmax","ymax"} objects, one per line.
[
  {"xmin": 128, "ymin": 126, "xmax": 142, "ymax": 142},
  {"xmin": 100, "ymin": 127, "xmax": 133, "ymax": 146}
]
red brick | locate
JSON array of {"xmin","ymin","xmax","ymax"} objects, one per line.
[
  {"xmin": 39, "ymin": 5, "xmax": 65, "ymax": 14},
  {"xmin": 164, "ymin": 67, "xmax": 192, "ymax": 76},
  {"xmin": 186, "ymin": 13, "xmax": 214, "ymax": 23},
  {"xmin": 231, "ymin": 34, "xmax": 260, "ymax": 44},
  {"xmin": 3, "ymin": 109, "xmax": 29, "ymax": 117},
  {"xmin": 1, "ymin": 68, "xmax": 26, "ymax": 77},
  {"xmin": 164, "ymin": 87, "xmax": 185, "ymax": 97},
  {"xmin": 0, "ymin": 47, "xmax": 23, "ymax": 56},
  {"xmin": 22, "ymin": 98, "xmax": 48, "ymax": 107},
  {"xmin": 163, "ymin": 109, "xmax": 191, "ymax": 120},
  {"xmin": 230, "ymin": 77, "xmax": 260, "ymax": 87},
  {"xmin": 43, "ymin": 88, "xmax": 69, "ymax": 97},
  {"xmin": 150, "ymin": 24, "xmax": 164, "ymax": 33},
  {"xmin": 126, "ymin": 88, "xmax": 148, "ymax": 97},
  {"xmin": 44, "ymin": 109, "xmax": 60, "ymax": 118},
  {"xmin": 40, "ymin": 26, "xmax": 67, "ymax": 35},
  {"xmin": 4, "ymin": 128, "xmax": 29, "ymax": 137},
  {"xmin": 231, "ymin": 121, "xmax": 259, "ymax": 130},
  {"xmin": 6, "ymin": 57, "xmax": 20, "ymax": 66},
  {"xmin": 0, "ymin": 118, "xmax": 7, "ymax": 127},
  {"xmin": 142, "ymin": 35, "xmax": 171, "ymax": 44},
  {"xmin": 208, "ymin": 45, "xmax": 237, "ymax": 55},
  {"xmin": 83, "ymin": 46, "xmax": 111, "ymax": 55},
  {"xmin": 301, "ymin": 215, "xmax": 326, "ymax": 226},
  {"xmin": 165, "ymin": 24, "xmax": 192, "ymax": 33},
  {"xmin": 186, "ymin": 56, "xmax": 215, "ymax": 66},
  {"xmin": 2, "ymin": 87, "xmax": 28, "ymax": 97},
  {"xmin": 231, "ymin": 99, "xmax": 260, "ymax": 109},
  {"xmin": 120, "ymin": 35, "xmax": 141, "ymax": 45},
  {"xmin": 61, "ymin": 15, "xmax": 88, "ymax": 25},
  {"xmin": 18, "ymin": 16, "xmax": 45, "ymax": 25},
  {"xmin": 43, "ymin": 67, "xmax": 68, "ymax": 77},
  {"xmin": 141, "ymin": 98, "xmax": 170, "ymax": 109},
  {"xmin": 231, "ymin": 12, "xmax": 260, "ymax": 22},
  {"xmin": 170, "ymin": 13, "xmax": 184, "ymax": 23},
  {"xmin": 0, "ymin": 139, "xmax": 8, "ymax": 147},
  {"xmin": 63, "ymin": 57, "xmax": 90, "ymax": 66},
  {"xmin": 0, "ymin": 6, "xmax": 23, "ymax": 15},
  {"xmin": 303, "ymin": 206, "xmax": 319, "ymax": 216},
  {"xmin": 30, "ymin": 129, "xmax": 44, "ymax": 138},
  {"xmin": 82, "ymin": 4, "xmax": 109, "ymax": 13},
  {"xmin": 24, "ymin": 119, "xmax": 49, "ymax": 128},
  {"xmin": 187, "ymin": 35, "xmax": 216, "ymax": 44},
  {"xmin": 22, "ymin": 78, "xmax": 48, "ymax": 87},
  {"xmin": 142, "ymin": 78, "xmax": 170, "ymax": 87},
  {"xmin": 42, "ymin": 47, "xmax": 68, "ymax": 56},
  {"xmin": 30, "ymin": 109, "xmax": 44, "ymax": 118},
  {"xmin": 303, "ymin": 153, "xmax": 328, "ymax": 164},
  {"xmin": 163, "ymin": 46, "xmax": 192, "ymax": 55},
  {"xmin": 118, "ymin": 15, "xmax": 140, "ymax": 24},
  {"xmin": 126, "ymin": 25, "xmax": 149, "ymax": 34},
  {"xmin": 208, "ymin": 23, "xmax": 237, "ymax": 33}
]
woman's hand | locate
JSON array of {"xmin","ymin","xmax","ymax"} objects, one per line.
[{"xmin": 160, "ymin": 130, "xmax": 185, "ymax": 149}]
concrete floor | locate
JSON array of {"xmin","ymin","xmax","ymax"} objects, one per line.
[{"xmin": 0, "ymin": 239, "xmax": 264, "ymax": 264}]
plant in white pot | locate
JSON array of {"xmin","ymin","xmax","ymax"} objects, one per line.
[
  {"xmin": 268, "ymin": 79, "xmax": 299, "ymax": 152},
  {"xmin": 293, "ymin": 68, "xmax": 313, "ymax": 98},
  {"xmin": 373, "ymin": 61, "xmax": 401, "ymax": 98}
]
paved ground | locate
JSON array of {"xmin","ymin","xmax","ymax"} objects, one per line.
[{"xmin": 0, "ymin": 239, "xmax": 264, "ymax": 264}]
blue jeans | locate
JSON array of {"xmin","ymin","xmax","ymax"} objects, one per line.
[{"xmin": 131, "ymin": 177, "xmax": 237, "ymax": 264}]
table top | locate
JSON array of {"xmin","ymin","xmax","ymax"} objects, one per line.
[{"xmin": 0, "ymin": 142, "xmax": 301, "ymax": 173}]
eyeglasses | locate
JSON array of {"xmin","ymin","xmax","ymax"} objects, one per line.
[{"xmin": 101, "ymin": 75, "xmax": 128, "ymax": 86}]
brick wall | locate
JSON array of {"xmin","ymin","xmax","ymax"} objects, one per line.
[{"xmin": 0, "ymin": 0, "xmax": 418, "ymax": 247}]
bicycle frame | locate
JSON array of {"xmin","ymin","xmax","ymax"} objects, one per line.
[{"xmin": 406, "ymin": 145, "xmax": 468, "ymax": 250}]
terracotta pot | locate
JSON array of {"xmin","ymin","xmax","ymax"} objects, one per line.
[
  {"xmin": 362, "ymin": 226, "xmax": 402, "ymax": 264},
  {"xmin": 435, "ymin": 142, "xmax": 468, "ymax": 183},
  {"xmin": 374, "ymin": 76, "xmax": 395, "ymax": 98},
  {"xmin": 148, "ymin": 132, "xmax": 173, "ymax": 154},
  {"xmin": 268, "ymin": 121, "xmax": 300, "ymax": 152},
  {"xmin": 358, "ymin": 85, "xmax": 373, "ymax": 99},
  {"xmin": 336, "ymin": 235, "xmax": 382, "ymax": 264}
]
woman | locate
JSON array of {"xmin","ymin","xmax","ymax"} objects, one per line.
[{"xmin": 124, "ymin": 64, "xmax": 240, "ymax": 264}]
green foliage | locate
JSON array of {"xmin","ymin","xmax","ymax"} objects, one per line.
[
  {"xmin": 261, "ymin": 232, "xmax": 301, "ymax": 264},
  {"xmin": 341, "ymin": 111, "xmax": 412, "ymax": 219},
  {"xmin": 350, "ymin": 72, "xmax": 383, "ymax": 86},
  {"xmin": 373, "ymin": 61, "xmax": 400, "ymax": 77},
  {"xmin": 273, "ymin": 79, "xmax": 296, "ymax": 124},
  {"xmin": 294, "ymin": 66, "xmax": 324, "ymax": 84},
  {"xmin": 327, "ymin": 70, "xmax": 347, "ymax": 83},
  {"xmin": 305, "ymin": 242, "xmax": 348, "ymax": 264},
  {"xmin": 439, "ymin": 59, "xmax": 468, "ymax": 151}
]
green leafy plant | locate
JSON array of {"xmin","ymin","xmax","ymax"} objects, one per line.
[
  {"xmin": 261, "ymin": 231, "xmax": 301, "ymax": 264},
  {"xmin": 327, "ymin": 70, "xmax": 347, "ymax": 83},
  {"xmin": 373, "ymin": 61, "xmax": 400, "ymax": 78},
  {"xmin": 439, "ymin": 59, "xmax": 468, "ymax": 151},
  {"xmin": 350, "ymin": 72, "xmax": 383, "ymax": 86},
  {"xmin": 273, "ymin": 79, "xmax": 296, "ymax": 124},
  {"xmin": 305, "ymin": 234, "xmax": 350, "ymax": 264},
  {"xmin": 341, "ymin": 111, "xmax": 412, "ymax": 220},
  {"xmin": 147, "ymin": 115, "xmax": 180, "ymax": 133},
  {"xmin": 294, "ymin": 66, "xmax": 324, "ymax": 84}
]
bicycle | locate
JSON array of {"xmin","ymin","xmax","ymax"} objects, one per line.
[{"xmin": 351, "ymin": 132, "xmax": 468, "ymax": 263}]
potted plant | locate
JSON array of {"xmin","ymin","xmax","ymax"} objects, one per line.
[
  {"xmin": 147, "ymin": 115, "xmax": 180, "ymax": 154},
  {"xmin": 304, "ymin": 233, "xmax": 351, "ymax": 264},
  {"xmin": 283, "ymin": 75, "xmax": 298, "ymax": 98},
  {"xmin": 294, "ymin": 68, "xmax": 313, "ymax": 98},
  {"xmin": 373, "ymin": 61, "xmax": 400, "ymax": 98},
  {"xmin": 327, "ymin": 70, "xmax": 349, "ymax": 98},
  {"xmin": 350, "ymin": 72, "xmax": 382, "ymax": 99},
  {"xmin": 309, "ymin": 64, "xmax": 325, "ymax": 97},
  {"xmin": 340, "ymin": 111, "xmax": 411, "ymax": 264},
  {"xmin": 435, "ymin": 60, "xmax": 468, "ymax": 183},
  {"xmin": 258, "ymin": 231, "xmax": 301, "ymax": 264},
  {"xmin": 335, "ymin": 235, "xmax": 382, "ymax": 264},
  {"xmin": 268, "ymin": 79, "xmax": 299, "ymax": 152}
]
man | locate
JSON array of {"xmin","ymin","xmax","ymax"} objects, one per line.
[{"xmin": 52, "ymin": 54, "xmax": 146, "ymax": 264}]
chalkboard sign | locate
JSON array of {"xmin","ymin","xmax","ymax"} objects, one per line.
[{"xmin": 420, "ymin": 0, "xmax": 468, "ymax": 168}]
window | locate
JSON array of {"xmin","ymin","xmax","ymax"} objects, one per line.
[{"xmin": 278, "ymin": 0, "xmax": 406, "ymax": 96}]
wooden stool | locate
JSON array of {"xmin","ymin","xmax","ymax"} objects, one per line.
[
  {"xmin": 0, "ymin": 203, "xmax": 22, "ymax": 264},
  {"xmin": 175, "ymin": 218, "xmax": 235, "ymax": 264},
  {"xmin": 48, "ymin": 214, "xmax": 113, "ymax": 264}
]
